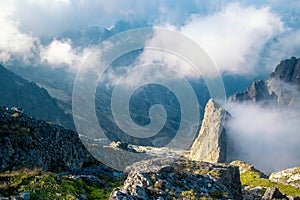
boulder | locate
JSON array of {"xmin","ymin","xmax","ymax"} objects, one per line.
[
  {"xmin": 269, "ymin": 167, "xmax": 300, "ymax": 188},
  {"xmin": 262, "ymin": 187, "xmax": 287, "ymax": 200},
  {"xmin": 189, "ymin": 99, "xmax": 228, "ymax": 163},
  {"xmin": 110, "ymin": 159, "xmax": 243, "ymax": 199}
]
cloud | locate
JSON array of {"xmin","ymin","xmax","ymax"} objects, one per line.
[
  {"xmin": 226, "ymin": 102, "xmax": 300, "ymax": 174},
  {"xmin": 180, "ymin": 3, "xmax": 284, "ymax": 75},
  {"xmin": 0, "ymin": 0, "xmax": 299, "ymax": 76},
  {"xmin": 263, "ymin": 29, "xmax": 300, "ymax": 72},
  {"xmin": 0, "ymin": 1, "xmax": 37, "ymax": 63},
  {"xmin": 7, "ymin": 0, "xmax": 200, "ymax": 37},
  {"xmin": 40, "ymin": 38, "xmax": 77, "ymax": 67},
  {"xmin": 40, "ymin": 38, "xmax": 95, "ymax": 71}
]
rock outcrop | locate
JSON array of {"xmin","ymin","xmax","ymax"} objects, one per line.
[
  {"xmin": 269, "ymin": 167, "xmax": 300, "ymax": 188},
  {"xmin": 229, "ymin": 57, "xmax": 300, "ymax": 106},
  {"xmin": 270, "ymin": 57, "xmax": 300, "ymax": 87},
  {"xmin": 231, "ymin": 160, "xmax": 300, "ymax": 200},
  {"xmin": 262, "ymin": 187, "xmax": 287, "ymax": 200},
  {"xmin": 0, "ymin": 106, "xmax": 98, "ymax": 172},
  {"xmin": 229, "ymin": 80, "xmax": 277, "ymax": 105},
  {"xmin": 189, "ymin": 99, "xmax": 228, "ymax": 163},
  {"xmin": 110, "ymin": 159, "xmax": 242, "ymax": 199}
]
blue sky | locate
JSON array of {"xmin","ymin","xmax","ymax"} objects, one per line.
[{"xmin": 0, "ymin": 0, "xmax": 299, "ymax": 76}]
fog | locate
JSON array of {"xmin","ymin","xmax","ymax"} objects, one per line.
[{"xmin": 226, "ymin": 100, "xmax": 300, "ymax": 174}]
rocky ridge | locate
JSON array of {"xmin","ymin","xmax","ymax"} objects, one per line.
[
  {"xmin": 229, "ymin": 80, "xmax": 277, "ymax": 105},
  {"xmin": 269, "ymin": 167, "xmax": 300, "ymax": 189},
  {"xmin": 110, "ymin": 159, "xmax": 242, "ymax": 200},
  {"xmin": 0, "ymin": 106, "xmax": 96, "ymax": 172},
  {"xmin": 229, "ymin": 57, "xmax": 300, "ymax": 106}
]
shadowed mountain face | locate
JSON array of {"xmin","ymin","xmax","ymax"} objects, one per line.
[
  {"xmin": 270, "ymin": 57, "xmax": 300, "ymax": 87},
  {"xmin": 229, "ymin": 57, "xmax": 300, "ymax": 106},
  {"xmin": 0, "ymin": 64, "xmax": 73, "ymax": 129}
]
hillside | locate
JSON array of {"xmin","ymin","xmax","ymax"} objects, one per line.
[{"xmin": 0, "ymin": 64, "xmax": 73, "ymax": 129}]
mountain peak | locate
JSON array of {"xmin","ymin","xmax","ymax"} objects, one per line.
[{"xmin": 270, "ymin": 57, "xmax": 300, "ymax": 88}]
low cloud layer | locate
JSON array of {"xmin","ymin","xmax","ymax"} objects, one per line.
[
  {"xmin": 39, "ymin": 38, "xmax": 93, "ymax": 70},
  {"xmin": 226, "ymin": 102, "xmax": 300, "ymax": 174}
]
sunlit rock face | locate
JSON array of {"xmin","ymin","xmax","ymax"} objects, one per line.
[{"xmin": 189, "ymin": 99, "xmax": 228, "ymax": 163}]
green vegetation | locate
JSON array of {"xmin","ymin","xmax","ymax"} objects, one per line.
[
  {"xmin": 0, "ymin": 168, "xmax": 120, "ymax": 200},
  {"xmin": 181, "ymin": 189, "xmax": 198, "ymax": 199},
  {"xmin": 240, "ymin": 170, "xmax": 300, "ymax": 196},
  {"xmin": 173, "ymin": 160, "xmax": 221, "ymax": 178},
  {"xmin": 209, "ymin": 190, "xmax": 230, "ymax": 198}
]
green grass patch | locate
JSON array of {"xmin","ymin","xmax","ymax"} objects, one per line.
[
  {"xmin": 0, "ymin": 168, "xmax": 121, "ymax": 200},
  {"xmin": 240, "ymin": 171, "xmax": 300, "ymax": 196}
]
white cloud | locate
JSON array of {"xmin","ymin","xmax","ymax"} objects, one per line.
[
  {"xmin": 0, "ymin": 0, "xmax": 299, "ymax": 75},
  {"xmin": 226, "ymin": 102, "xmax": 300, "ymax": 173},
  {"xmin": 7, "ymin": 0, "xmax": 199, "ymax": 37},
  {"xmin": 40, "ymin": 38, "xmax": 94, "ymax": 71},
  {"xmin": 181, "ymin": 3, "xmax": 284, "ymax": 75},
  {"xmin": 40, "ymin": 39, "xmax": 76, "ymax": 66},
  {"xmin": 264, "ymin": 29, "xmax": 300, "ymax": 72},
  {"xmin": 0, "ymin": 1, "xmax": 37, "ymax": 63}
]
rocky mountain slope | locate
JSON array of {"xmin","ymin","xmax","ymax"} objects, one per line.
[
  {"xmin": 0, "ymin": 106, "xmax": 95, "ymax": 172},
  {"xmin": 1, "ymin": 57, "xmax": 300, "ymax": 199},
  {"xmin": 270, "ymin": 57, "xmax": 300, "ymax": 87},
  {"xmin": 0, "ymin": 102, "xmax": 300, "ymax": 199},
  {"xmin": 0, "ymin": 64, "xmax": 73, "ymax": 129}
]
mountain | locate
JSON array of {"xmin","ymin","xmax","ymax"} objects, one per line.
[
  {"xmin": 270, "ymin": 57, "xmax": 300, "ymax": 87},
  {"xmin": 229, "ymin": 57, "xmax": 300, "ymax": 106},
  {"xmin": 0, "ymin": 64, "xmax": 73, "ymax": 129},
  {"xmin": 229, "ymin": 80, "xmax": 277, "ymax": 105},
  {"xmin": 0, "ymin": 105, "xmax": 95, "ymax": 172}
]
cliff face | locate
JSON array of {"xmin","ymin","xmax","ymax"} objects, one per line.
[
  {"xmin": 189, "ymin": 99, "xmax": 228, "ymax": 163},
  {"xmin": 229, "ymin": 80, "xmax": 277, "ymax": 105},
  {"xmin": 229, "ymin": 57, "xmax": 300, "ymax": 106},
  {"xmin": 0, "ymin": 106, "xmax": 98, "ymax": 172},
  {"xmin": 270, "ymin": 57, "xmax": 300, "ymax": 87}
]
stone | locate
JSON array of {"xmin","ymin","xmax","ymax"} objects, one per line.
[
  {"xmin": 262, "ymin": 187, "xmax": 287, "ymax": 200},
  {"xmin": 18, "ymin": 192, "xmax": 30, "ymax": 200},
  {"xmin": 289, "ymin": 196, "xmax": 300, "ymax": 200},
  {"xmin": 76, "ymin": 194, "xmax": 87, "ymax": 200},
  {"xmin": 0, "ymin": 106, "xmax": 100, "ymax": 173},
  {"xmin": 189, "ymin": 99, "xmax": 228, "ymax": 163},
  {"xmin": 110, "ymin": 159, "xmax": 242, "ymax": 199},
  {"xmin": 269, "ymin": 167, "xmax": 300, "ymax": 188},
  {"xmin": 243, "ymin": 186, "xmax": 264, "ymax": 200}
]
